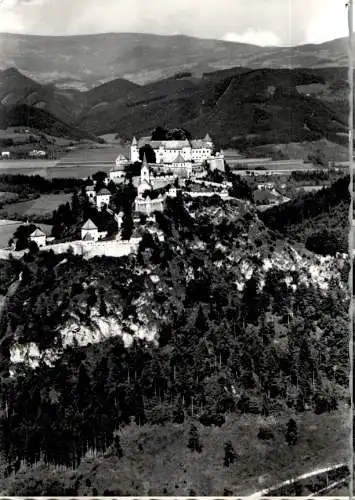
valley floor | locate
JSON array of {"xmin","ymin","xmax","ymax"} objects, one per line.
[{"xmin": 0, "ymin": 408, "xmax": 349, "ymax": 496}]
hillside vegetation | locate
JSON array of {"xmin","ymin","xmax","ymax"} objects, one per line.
[
  {"xmin": 0, "ymin": 66, "xmax": 349, "ymax": 150},
  {"xmin": 260, "ymin": 176, "xmax": 350, "ymax": 256},
  {"xmin": 0, "ymin": 180, "xmax": 349, "ymax": 494}
]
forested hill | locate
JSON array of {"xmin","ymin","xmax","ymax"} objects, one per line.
[
  {"xmin": 259, "ymin": 176, "xmax": 349, "ymax": 256},
  {"xmin": 0, "ymin": 104, "xmax": 97, "ymax": 141},
  {"xmin": 0, "ymin": 192, "xmax": 349, "ymax": 495}
]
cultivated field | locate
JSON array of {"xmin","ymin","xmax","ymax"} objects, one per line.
[
  {"xmin": 0, "ymin": 193, "xmax": 72, "ymax": 219},
  {"xmin": 58, "ymin": 145, "xmax": 128, "ymax": 163},
  {"xmin": 0, "ymin": 144, "xmax": 126, "ymax": 178},
  {"xmin": 0, "ymin": 219, "xmax": 52, "ymax": 249}
]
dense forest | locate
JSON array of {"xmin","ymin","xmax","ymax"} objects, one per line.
[
  {"xmin": 0, "ymin": 182, "xmax": 349, "ymax": 480},
  {"xmin": 260, "ymin": 176, "xmax": 350, "ymax": 256}
]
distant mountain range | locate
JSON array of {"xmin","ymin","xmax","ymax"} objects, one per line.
[
  {"xmin": 0, "ymin": 32, "xmax": 350, "ymax": 89},
  {"xmin": 0, "ymin": 64, "xmax": 348, "ymax": 149}
]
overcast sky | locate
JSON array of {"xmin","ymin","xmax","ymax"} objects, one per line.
[{"xmin": 0, "ymin": 0, "xmax": 351, "ymax": 46}]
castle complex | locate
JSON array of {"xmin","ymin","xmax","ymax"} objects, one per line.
[
  {"xmin": 130, "ymin": 133, "xmax": 215, "ymax": 165},
  {"xmin": 111, "ymin": 133, "xmax": 224, "ymax": 185}
]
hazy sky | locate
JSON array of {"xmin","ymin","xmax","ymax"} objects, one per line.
[{"xmin": 0, "ymin": 0, "xmax": 351, "ymax": 46}]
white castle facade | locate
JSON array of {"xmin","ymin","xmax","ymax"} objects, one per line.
[
  {"xmin": 130, "ymin": 133, "xmax": 216, "ymax": 165},
  {"xmin": 110, "ymin": 133, "xmax": 224, "ymax": 185}
]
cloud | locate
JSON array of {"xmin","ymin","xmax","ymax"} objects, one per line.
[
  {"xmin": 0, "ymin": 0, "xmax": 348, "ymax": 46},
  {"xmin": 305, "ymin": 3, "xmax": 350, "ymax": 43},
  {"xmin": 223, "ymin": 29, "xmax": 280, "ymax": 47}
]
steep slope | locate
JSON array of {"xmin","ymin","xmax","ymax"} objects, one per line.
[
  {"xmin": 1, "ymin": 66, "xmax": 347, "ymax": 149},
  {"xmin": 0, "ymin": 104, "xmax": 97, "ymax": 141},
  {"xmin": 0, "ymin": 68, "xmax": 84, "ymax": 124},
  {"xmin": 76, "ymin": 68, "xmax": 348, "ymax": 148},
  {"xmin": 259, "ymin": 176, "xmax": 349, "ymax": 256},
  {"xmin": 84, "ymin": 78, "xmax": 141, "ymax": 108},
  {"xmin": 0, "ymin": 32, "xmax": 349, "ymax": 89},
  {"xmin": 0, "ymin": 193, "xmax": 348, "ymax": 494}
]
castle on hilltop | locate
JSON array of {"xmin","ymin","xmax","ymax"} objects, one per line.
[
  {"xmin": 130, "ymin": 133, "xmax": 215, "ymax": 165},
  {"xmin": 110, "ymin": 132, "xmax": 224, "ymax": 184}
]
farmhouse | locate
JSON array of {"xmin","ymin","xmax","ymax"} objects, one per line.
[{"xmin": 29, "ymin": 228, "xmax": 47, "ymax": 248}]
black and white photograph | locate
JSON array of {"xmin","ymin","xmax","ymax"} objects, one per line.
[{"xmin": 0, "ymin": 0, "xmax": 352, "ymax": 497}]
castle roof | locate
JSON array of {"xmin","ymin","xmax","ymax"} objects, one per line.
[
  {"xmin": 110, "ymin": 164, "xmax": 125, "ymax": 172},
  {"xmin": 116, "ymin": 153, "xmax": 128, "ymax": 161},
  {"xmin": 82, "ymin": 218, "xmax": 98, "ymax": 230},
  {"xmin": 173, "ymin": 152, "xmax": 186, "ymax": 163},
  {"xmin": 204, "ymin": 133, "xmax": 212, "ymax": 141},
  {"xmin": 132, "ymin": 136, "xmax": 138, "ymax": 145},
  {"xmin": 30, "ymin": 228, "xmax": 46, "ymax": 238},
  {"xmin": 137, "ymin": 137, "xmax": 190, "ymax": 149},
  {"xmin": 85, "ymin": 185, "xmax": 95, "ymax": 191},
  {"xmin": 139, "ymin": 179, "xmax": 153, "ymax": 190},
  {"xmin": 83, "ymin": 232, "xmax": 94, "ymax": 241},
  {"xmin": 191, "ymin": 139, "xmax": 213, "ymax": 148},
  {"xmin": 97, "ymin": 188, "xmax": 111, "ymax": 196}
]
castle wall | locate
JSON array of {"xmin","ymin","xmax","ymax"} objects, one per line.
[{"xmin": 209, "ymin": 157, "xmax": 225, "ymax": 171}]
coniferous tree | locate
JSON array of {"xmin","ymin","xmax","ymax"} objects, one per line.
[
  {"xmin": 285, "ymin": 418, "xmax": 298, "ymax": 446},
  {"xmin": 113, "ymin": 434, "xmax": 123, "ymax": 458},
  {"xmin": 187, "ymin": 424, "xmax": 202, "ymax": 453},
  {"xmin": 99, "ymin": 292, "xmax": 108, "ymax": 317},
  {"xmin": 223, "ymin": 440, "xmax": 237, "ymax": 467}
]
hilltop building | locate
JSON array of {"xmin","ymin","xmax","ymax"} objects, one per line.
[
  {"xmin": 96, "ymin": 188, "xmax": 111, "ymax": 210},
  {"xmin": 109, "ymin": 165, "xmax": 125, "ymax": 183},
  {"xmin": 81, "ymin": 219, "xmax": 99, "ymax": 241},
  {"xmin": 134, "ymin": 158, "xmax": 166, "ymax": 215},
  {"xmin": 130, "ymin": 133, "xmax": 214, "ymax": 166},
  {"xmin": 115, "ymin": 153, "xmax": 129, "ymax": 167},
  {"xmin": 85, "ymin": 185, "xmax": 96, "ymax": 202},
  {"xmin": 81, "ymin": 219, "xmax": 108, "ymax": 242},
  {"xmin": 29, "ymin": 228, "xmax": 47, "ymax": 248},
  {"xmin": 209, "ymin": 152, "xmax": 225, "ymax": 172},
  {"xmin": 135, "ymin": 193, "xmax": 165, "ymax": 216}
]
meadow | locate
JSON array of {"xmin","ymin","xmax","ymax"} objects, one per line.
[
  {"xmin": 1, "ymin": 408, "xmax": 349, "ymax": 496},
  {"xmin": 0, "ymin": 193, "xmax": 72, "ymax": 220},
  {"xmin": 0, "ymin": 220, "xmax": 52, "ymax": 249},
  {"xmin": 0, "ymin": 143, "xmax": 125, "ymax": 178}
]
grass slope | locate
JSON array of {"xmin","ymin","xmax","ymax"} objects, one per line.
[{"xmin": 0, "ymin": 410, "xmax": 349, "ymax": 496}]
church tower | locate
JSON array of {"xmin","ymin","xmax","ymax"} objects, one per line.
[
  {"xmin": 130, "ymin": 136, "xmax": 139, "ymax": 163},
  {"xmin": 141, "ymin": 153, "xmax": 150, "ymax": 184}
]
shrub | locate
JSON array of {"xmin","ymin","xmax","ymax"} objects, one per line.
[{"xmin": 257, "ymin": 427, "xmax": 275, "ymax": 440}]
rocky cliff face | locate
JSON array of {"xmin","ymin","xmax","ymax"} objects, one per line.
[{"xmin": 7, "ymin": 197, "xmax": 348, "ymax": 372}]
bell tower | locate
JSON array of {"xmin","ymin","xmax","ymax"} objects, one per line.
[
  {"xmin": 130, "ymin": 136, "xmax": 139, "ymax": 162},
  {"xmin": 141, "ymin": 153, "xmax": 150, "ymax": 183}
]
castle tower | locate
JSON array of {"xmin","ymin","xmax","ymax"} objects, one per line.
[
  {"xmin": 130, "ymin": 136, "xmax": 139, "ymax": 163},
  {"xmin": 204, "ymin": 133, "xmax": 213, "ymax": 147}
]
